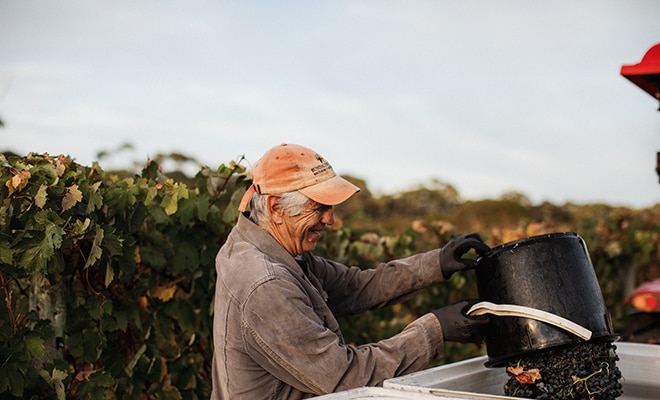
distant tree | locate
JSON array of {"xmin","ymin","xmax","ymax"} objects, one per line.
[
  {"xmin": 451, "ymin": 199, "xmax": 532, "ymax": 235},
  {"xmin": 499, "ymin": 191, "xmax": 532, "ymax": 207}
]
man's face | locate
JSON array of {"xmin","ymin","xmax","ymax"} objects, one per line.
[{"xmin": 272, "ymin": 200, "xmax": 334, "ymax": 256}]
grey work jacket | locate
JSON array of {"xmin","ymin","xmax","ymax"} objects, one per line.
[{"xmin": 211, "ymin": 214, "xmax": 448, "ymax": 399}]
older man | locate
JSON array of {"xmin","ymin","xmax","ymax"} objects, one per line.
[{"xmin": 212, "ymin": 143, "xmax": 489, "ymax": 399}]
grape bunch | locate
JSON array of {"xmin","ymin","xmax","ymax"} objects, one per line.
[{"xmin": 503, "ymin": 340, "xmax": 623, "ymax": 400}]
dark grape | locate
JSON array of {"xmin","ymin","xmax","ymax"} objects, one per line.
[{"xmin": 502, "ymin": 341, "xmax": 623, "ymax": 399}]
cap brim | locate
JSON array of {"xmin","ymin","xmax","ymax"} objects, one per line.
[
  {"xmin": 238, "ymin": 184, "xmax": 256, "ymax": 212},
  {"xmin": 298, "ymin": 175, "xmax": 360, "ymax": 206}
]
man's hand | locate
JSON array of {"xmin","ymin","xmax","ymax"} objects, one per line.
[
  {"xmin": 432, "ymin": 300, "xmax": 489, "ymax": 344},
  {"xmin": 440, "ymin": 233, "xmax": 490, "ymax": 279}
]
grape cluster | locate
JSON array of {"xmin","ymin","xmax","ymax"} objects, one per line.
[{"xmin": 503, "ymin": 341, "xmax": 623, "ymax": 400}]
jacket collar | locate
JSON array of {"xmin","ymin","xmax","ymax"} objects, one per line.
[{"xmin": 235, "ymin": 213, "xmax": 306, "ymax": 278}]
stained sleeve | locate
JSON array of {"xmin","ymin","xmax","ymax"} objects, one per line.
[
  {"xmin": 242, "ymin": 275, "xmax": 444, "ymax": 396},
  {"xmin": 307, "ymin": 249, "xmax": 445, "ymax": 316}
]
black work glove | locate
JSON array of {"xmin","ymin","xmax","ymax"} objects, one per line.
[
  {"xmin": 432, "ymin": 300, "xmax": 489, "ymax": 344},
  {"xmin": 440, "ymin": 233, "xmax": 490, "ymax": 279}
]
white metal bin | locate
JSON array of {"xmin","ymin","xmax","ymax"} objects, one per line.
[
  {"xmin": 312, "ymin": 386, "xmax": 465, "ymax": 399},
  {"xmin": 383, "ymin": 342, "xmax": 660, "ymax": 400}
]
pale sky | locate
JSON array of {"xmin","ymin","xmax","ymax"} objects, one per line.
[{"xmin": 1, "ymin": 1, "xmax": 660, "ymax": 208}]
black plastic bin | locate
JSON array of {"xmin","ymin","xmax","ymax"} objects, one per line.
[{"xmin": 475, "ymin": 232, "xmax": 615, "ymax": 367}]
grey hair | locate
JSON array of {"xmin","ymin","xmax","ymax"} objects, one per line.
[{"xmin": 248, "ymin": 191, "xmax": 311, "ymax": 227}]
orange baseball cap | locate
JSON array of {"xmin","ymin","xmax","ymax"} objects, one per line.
[{"xmin": 238, "ymin": 143, "xmax": 360, "ymax": 212}]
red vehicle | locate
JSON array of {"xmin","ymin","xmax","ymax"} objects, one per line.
[
  {"xmin": 620, "ymin": 44, "xmax": 660, "ymax": 344},
  {"xmin": 623, "ymin": 279, "xmax": 660, "ymax": 343}
]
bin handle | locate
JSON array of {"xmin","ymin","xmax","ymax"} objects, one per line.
[{"xmin": 467, "ymin": 301, "xmax": 592, "ymax": 340}]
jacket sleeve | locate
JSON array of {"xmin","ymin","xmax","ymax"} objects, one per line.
[
  {"xmin": 242, "ymin": 274, "xmax": 445, "ymax": 396},
  {"xmin": 306, "ymin": 249, "xmax": 446, "ymax": 316}
]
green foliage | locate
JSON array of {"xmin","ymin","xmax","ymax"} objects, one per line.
[
  {"xmin": 1, "ymin": 153, "xmax": 247, "ymax": 399},
  {"xmin": 1, "ymin": 151, "xmax": 657, "ymax": 397}
]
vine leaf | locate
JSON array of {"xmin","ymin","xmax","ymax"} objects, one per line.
[
  {"xmin": 35, "ymin": 184, "xmax": 48, "ymax": 209},
  {"xmin": 45, "ymin": 224, "xmax": 64, "ymax": 252},
  {"xmin": 25, "ymin": 334, "xmax": 45, "ymax": 358},
  {"xmin": 0, "ymin": 240, "xmax": 12, "ymax": 264},
  {"xmin": 18, "ymin": 210, "xmax": 66, "ymax": 273},
  {"xmin": 144, "ymin": 186, "xmax": 158, "ymax": 206},
  {"xmin": 0, "ymin": 364, "xmax": 24, "ymax": 396},
  {"xmin": 39, "ymin": 368, "xmax": 67, "ymax": 400},
  {"xmin": 86, "ymin": 181, "xmax": 103, "ymax": 214},
  {"xmin": 85, "ymin": 226, "xmax": 104, "ymax": 269},
  {"xmin": 104, "ymin": 264, "xmax": 114, "ymax": 288},
  {"xmin": 62, "ymin": 184, "xmax": 83, "ymax": 211},
  {"xmin": 161, "ymin": 182, "xmax": 189, "ymax": 216}
]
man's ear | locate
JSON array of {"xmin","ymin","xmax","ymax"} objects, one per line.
[{"xmin": 267, "ymin": 195, "xmax": 285, "ymax": 224}]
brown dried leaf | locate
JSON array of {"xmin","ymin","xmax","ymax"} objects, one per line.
[
  {"xmin": 134, "ymin": 246, "xmax": 141, "ymax": 263},
  {"xmin": 55, "ymin": 155, "xmax": 69, "ymax": 177},
  {"xmin": 507, "ymin": 365, "xmax": 542, "ymax": 384},
  {"xmin": 411, "ymin": 220, "xmax": 427, "ymax": 233},
  {"xmin": 507, "ymin": 365, "xmax": 524, "ymax": 375},
  {"xmin": 6, "ymin": 170, "xmax": 31, "ymax": 195},
  {"xmin": 152, "ymin": 284, "xmax": 177, "ymax": 302}
]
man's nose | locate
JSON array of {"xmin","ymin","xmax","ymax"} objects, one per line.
[{"xmin": 321, "ymin": 207, "xmax": 335, "ymax": 225}]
